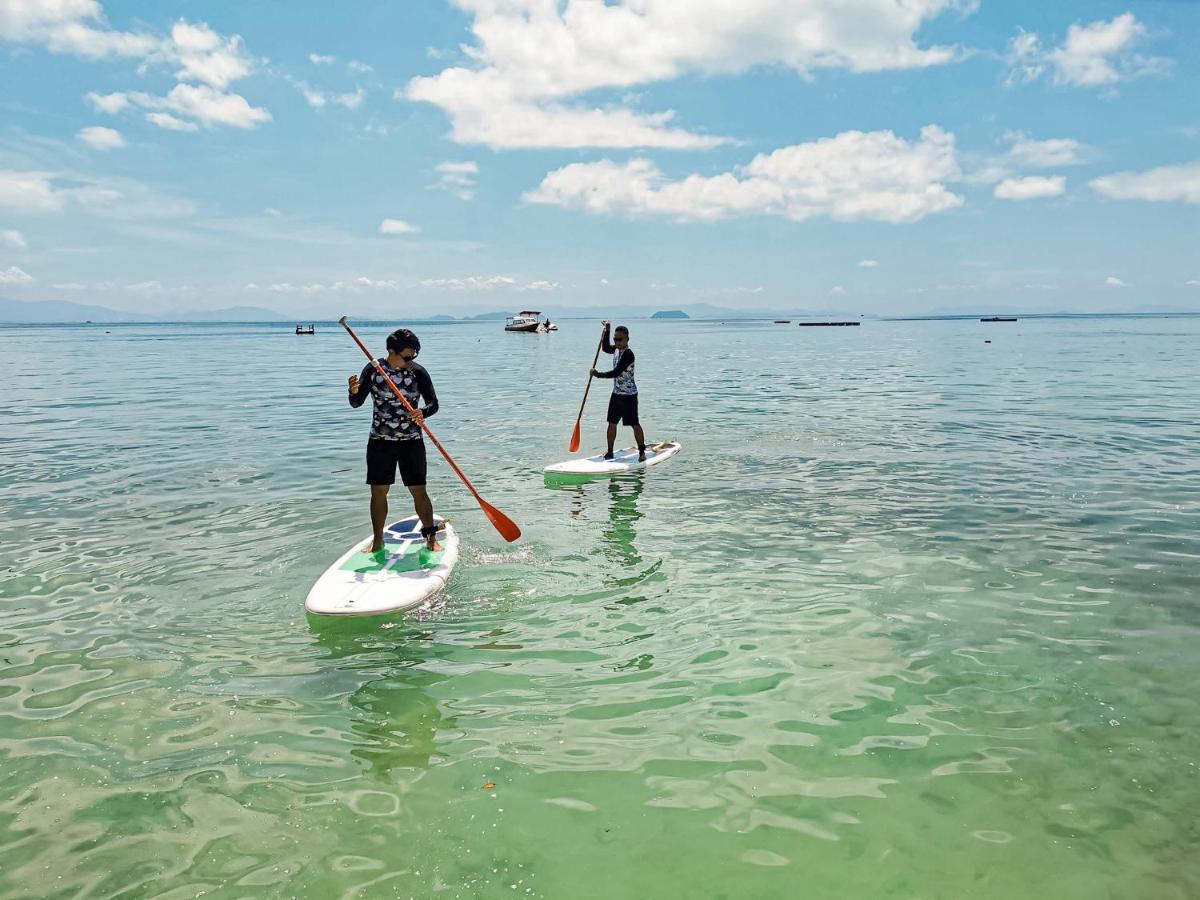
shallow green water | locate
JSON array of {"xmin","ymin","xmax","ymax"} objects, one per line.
[{"xmin": 1, "ymin": 317, "xmax": 1198, "ymax": 899}]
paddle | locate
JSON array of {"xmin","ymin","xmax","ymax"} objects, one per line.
[
  {"xmin": 340, "ymin": 316, "xmax": 521, "ymax": 543},
  {"xmin": 569, "ymin": 324, "xmax": 607, "ymax": 453}
]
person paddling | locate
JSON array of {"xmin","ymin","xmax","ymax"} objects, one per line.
[
  {"xmin": 348, "ymin": 328, "xmax": 442, "ymax": 552},
  {"xmin": 591, "ymin": 321, "xmax": 647, "ymax": 461}
]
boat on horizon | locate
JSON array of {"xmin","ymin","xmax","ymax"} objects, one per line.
[{"xmin": 505, "ymin": 310, "xmax": 557, "ymax": 332}]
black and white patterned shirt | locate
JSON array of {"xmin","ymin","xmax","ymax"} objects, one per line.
[{"xmin": 349, "ymin": 359, "xmax": 438, "ymax": 441}]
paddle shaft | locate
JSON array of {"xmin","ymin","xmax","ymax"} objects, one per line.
[
  {"xmin": 339, "ymin": 317, "xmax": 509, "ymax": 525},
  {"xmin": 574, "ymin": 331, "xmax": 606, "ymax": 429}
]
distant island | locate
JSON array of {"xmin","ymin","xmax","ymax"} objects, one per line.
[{"xmin": 651, "ymin": 310, "xmax": 689, "ymax": 319}]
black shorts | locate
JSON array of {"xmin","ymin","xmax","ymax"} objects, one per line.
[
  {"xmin": 366, "ymin": 438, "xmax": 427, "ymax": 487},
  {"xmin": 606, "ymin": 393, "xmax": 640, "ymax": 426}
]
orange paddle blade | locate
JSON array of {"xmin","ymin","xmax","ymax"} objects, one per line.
[
  {"xmin": 569, "ymin": 421, "xmax": 581, "ymax": 453},
  {"xmin": 481, "ymin": 498, "xmax": 522, "ymax": 543}
]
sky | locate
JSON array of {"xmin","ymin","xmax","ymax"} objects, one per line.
[{"xmin": 0, "ymin": 0, "xmax": 1197, "ymax": 317}]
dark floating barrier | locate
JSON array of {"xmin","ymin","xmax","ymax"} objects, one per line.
[
  {"xmin": 799, "ymin": 321, "xmax": 860, "ymax": 327},
  {"xmin": 980, "ymin": 317, "xmax": 1017, "ymax": 323},
  {"xmin": 295, "ymin": 324, "xmax": 316, "ymax": 334},
  {"xmin": 774, "ymin": 320, "xmax": 791, "ymax": 324}
]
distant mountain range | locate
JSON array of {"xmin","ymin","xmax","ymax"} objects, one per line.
[
  {"xmin": 4, "ymin": 297, "xmax": 1197, "ymax": 325},
  {"xmin": 0, "ymin": 298, "xmax": 289, "ymax": 323}
]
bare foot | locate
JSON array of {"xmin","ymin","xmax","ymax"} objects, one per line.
[
  {"xmin": 362, "ymin": 541, "xmax": 384, "ymax": 553},
  {"xmin": 425, "ymin": 535, "xmax": 443, "ymax": 552}
]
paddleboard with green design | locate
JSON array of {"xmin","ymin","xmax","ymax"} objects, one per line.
[{"xmin": 305, "ymin": 514, "xmax": 458, "ymax": 616}]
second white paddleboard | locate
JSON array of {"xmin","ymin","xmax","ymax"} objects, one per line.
[{"xmin": 544, "ymin": 440, "xmax": 681, "ymax": 476}]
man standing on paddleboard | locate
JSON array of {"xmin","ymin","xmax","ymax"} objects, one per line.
[
  {"xmin": 592, "ymin": 321, "xmax": 647, "ymax": 461},
  {"xmin": 348, "ymin": 328, "xmax": 443, "ymax": 552}
]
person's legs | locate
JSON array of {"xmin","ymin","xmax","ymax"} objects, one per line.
[
  {"xmin": 368, "ymin": 484, "xmax": 390, "ymax": 552},
  {"xmin": 633, "ymin": 424, "xmax": 647, "ymax": 460},
  {"xmin": 398, "ymin": 440, "xmax": 441, "ymax": 550},
  {"xmin": 605, "ymin": 423, "xmax": 617, "ymax": 458},
  {"xmin": 407, "ymin": 485, "xmax": 443, "ymax": 551},
  {"xmin": 365, "ymin": 438, "xmax": 397, "ymax": 553}
]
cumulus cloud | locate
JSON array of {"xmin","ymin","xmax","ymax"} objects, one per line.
[
  {"xmin": 858, "ymin": 259, "xmax": 879, "ymax": 268},
  {"xmin": 86, "ymin": 91, "xmax": 130, "ymax": 114},
  {"xmin": 1105, "ymin": 276, "xmax": 1126, "ymax": 287},
  {"xmin": 168, "ymin": 20, "xmax": 253, "ymax": 89},
  {"xmin": 145, "ymin": 112, "xmax": 199, "ymax": 132},
  {"xmin": 105, "ymin": 85, "xmax": 271, "ymax": 130},
  {"xmin": 525, "ymin": 125, "xmax": 963, "ymax": 224},
  {"xmin": 294, "ymin": 81, "xmax": 365, "ymax": 110},
  {"xmin": 3, "ymin": 2, "xmax": 268, "ymax": 131},
  {"xmin": 309, "ymin": 52, "xmax": 335, "ymax": 65},
  {"xmin": 1090, "ymin": 162, "xmax": 1200, "ymax": 204},
  {"xmin": 0, "ymin": 265, "xmax": 33, "ymax": 284},
  {"xmin": 1003, "ymin": 132, "xmax": 1087, "ymax": 167},
  {"xmin": 0, "ymin": 170, "xmax": 65, "ymax": 212},
  {"xmin": 1007, "ymin": 13, "xmax": 1168, "ymax": 89},
  {"xmin": 0, "ymin": 264, "xmax": 32, "ymax": 283},
  {"xmin": 254, "ymin": 276, "xmax": 401, "ymax": 294},
  {"xmin": 994, "ymin": 175, "xmax": 1065, "ymax": 200},
  {"xmin": 77, "ymin": 125, "xmax": 125, "ymax": 150},
  {"xmin": 1, "ymin": 228, "xmax": 26, "ymax": 248},
  {"xmin": 420, "ymin": 275, "xmax": 516, "ymax": 291},
  {"xmin": 433, "ymin": 161, "xmax": 479, "ymax": 200},
  {"xmin": 405, "ymin": 0, "xmax": 971, "ymax": 148},
  {"xmin": 1186, "ymin": 280, "xmax": 1200, "ymax": 287},
  {"xmin": 379, "ymin": 218, "xmax": 419, "ymax": 235}
]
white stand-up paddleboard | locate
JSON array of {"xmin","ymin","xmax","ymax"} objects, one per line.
[
  {"xmin": 544, "ymin": 440, "xmax": 682, "ymax": 477},
  {"xmin": 305, "ymin": 515, "xmax": 458, "ymax": 616}
]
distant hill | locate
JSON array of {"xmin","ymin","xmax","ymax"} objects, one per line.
[
  {"xmin": 651, "ymin": 309, "xmax": 689, "ymax": 319},
  {"xmin": 470, "ymin": 310, "xmax": 511, "ymax": 320},
  {"xmin": 0, "ymin": 298, "xmax": 156, "ymax": 323},
  {"xmin": 0, "ymin": 298, "xmax": 287, "ymax": 323}
]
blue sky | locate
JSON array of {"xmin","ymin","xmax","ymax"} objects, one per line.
[{"xmin": 0, "ymin": 0, "xmax": 1197, "ymax": 316}]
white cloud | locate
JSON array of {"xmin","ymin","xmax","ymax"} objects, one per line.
[
  {"xmin": 86, "ymin": 91, "xmax": 130, "ymax": 114},
  {"xmin": 858, "ymin": 259, "xmax": 879, "ymax": 268},
  {"xmin": 419, "ymin": 275, "xmax": 518, "ymax": 291},
  {"xmin": 434, "ymin": 161, "xmax": 479, "ymax": 200},
  {"xmin": 379, "ymin": 218, "xmax": 419, "ymax": 235},
  {"xmin": 258, "ymin": 277, "xmax": 399, "ymax": 294},
  {"xmin": 1007, "ymin": 13, "xmax": 1168, "ymax": 89},
  {"xmin": 1090, "ymin": 162, "xmax": 1200, "ymax": 204},
  {"xmin": 1003, "ymin": 132, "xmax": 1086, "ymax": 167},
  {"xmin": 521, "ymin": 280, "xmax": 559, "ymax": 292},
  {"xmin": 3, "ymin": 4, "xmax": 258, "ymax": 89},
  {"xmin": 53, "ymin": 282, "xmax": 89, "ymax": 290},
  {"xmin": 0, "ymin": 265, "xmax": 33, "ymax": 284},
  {"xmin": 525, "ymin": 125, "xmax": 963, "ymax": 224},
  {"xmin": 112, "ymin": 85, "xmax": 271, "ymax": 130},
  {"xmin": 309, "ymin": 52, "xmax": 335, "ymax": 65},
  {"xmin": 127, "ymin": 279, "xmax": 163, "ymax": 294},
  {"xmin": 145, "ymin": 112, "xmax": 199, "ymax": 132},
  {"xmin": 1105, "ymin": 276, "xmax": 1126, "ymax": 287},
  {"xmin": 994, "ymin": 175, "xmax": 1065, "ymax": 200},
  {"xmin": 830, "ymin": 285, "xmax": 847, "ymax": 296},
  {"xmin": 169, "ymin": 20, "xmax": 253, "ymax": 89},
  {"xmin": 347, "ymin": 60, "xmax": 372, "ymax": 74},
  {"xmin": 77, "ymin": 125, "xmax": 125, "ymax": 150},
  {"xmin": 295, "ymin": 81, "xmax": 365, "ymax": 110},
  {"xmin": 405, "ymin": 0, "xmax": 970, "ymax": 149},
  {"xmin": 0, "ymin": 170, "xmax": 63, "ymax": 212},
  {"xmin": 1, "ymin": 228, "xmax": 27, "ymax": 249},
  {"xmin": 1185, "ymin": 280, "xmax": 1199, "ymax": 287}
]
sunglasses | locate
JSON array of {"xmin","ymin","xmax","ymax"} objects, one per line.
[
  {"xmin": 398, "ymin": 351, "xmax": 418, "ymax": 361},
  {"xmin": 613, "ymin": 335, "xmax": 628, "ymax": 342}
]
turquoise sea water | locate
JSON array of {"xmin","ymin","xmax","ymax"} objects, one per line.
[{"xmin": 1, "ymin": 317, "xmax": 1199, "ymax": 899}]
